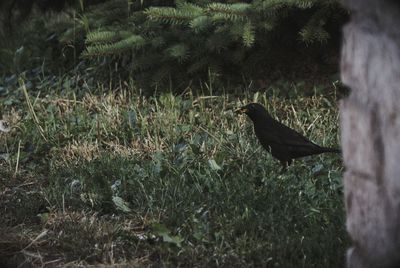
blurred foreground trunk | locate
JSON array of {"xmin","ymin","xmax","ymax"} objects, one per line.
[{"xmin": 340, "ymin": 0, "xmax": 400, "ymax": 267}]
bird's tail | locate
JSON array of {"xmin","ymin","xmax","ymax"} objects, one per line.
[{"xmin": 320, "ymin": 147, "xmax": 341, "ymax": 154}]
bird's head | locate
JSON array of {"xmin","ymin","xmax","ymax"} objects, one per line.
[{"xmin": 236, "ymin": 103, "xmax": 270, "ymax": 122}]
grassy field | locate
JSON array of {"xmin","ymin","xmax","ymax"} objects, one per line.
[{"xmin": 0, "ymin": 81, "xmax": 345, "ymax": 267}]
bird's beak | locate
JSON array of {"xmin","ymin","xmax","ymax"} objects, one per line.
[{"xmin": 235, "ymin": 107, "xmax": 248, "ymax": 114}]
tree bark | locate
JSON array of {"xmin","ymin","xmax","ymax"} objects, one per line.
[{"xmin": 340, "ymin": 0, "xmax": 400, "ymax": 267}]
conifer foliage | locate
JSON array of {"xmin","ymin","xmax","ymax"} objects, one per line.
[{"xmin": 3, "ymin": 0, "xmax": 348, "ymax": 90}]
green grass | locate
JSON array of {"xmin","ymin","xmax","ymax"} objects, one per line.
[{"xmin": 0, "ymin": 82, "xmax": 345, "ymax": 267}]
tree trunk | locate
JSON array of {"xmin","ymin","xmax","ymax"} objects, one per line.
[{"xmin": 340, "ymin": 0, "xmax": 400, "ymax": 267}]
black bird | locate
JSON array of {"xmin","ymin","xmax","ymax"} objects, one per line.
[{"xmin": 237, "ymin": 103, "xmax": 340, "ymax": 167}]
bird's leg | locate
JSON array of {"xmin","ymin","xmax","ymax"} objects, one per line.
[
  {"xmin": 279, "ymin": 160, "xmax": 290, "ymax": 173},
  {"xmin": 279, "ymin": 159, "xmax": 295, "ymax": 174},
  {"xmin": 280, "ymin": 166, "xmax": 287, "ymax": 174}
]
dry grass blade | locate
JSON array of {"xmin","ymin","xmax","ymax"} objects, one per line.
[
  {"xmin": 21, "ymin": 80, "xmax": 48, "ymax": 142},
  {"xmin": 13, "ymin": 140, "xmax": 21, "ymax": 178}
]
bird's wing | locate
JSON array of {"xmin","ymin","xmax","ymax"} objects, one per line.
[{"xmin": 255, "ymin": 121, "xmax": 319, "ymax": 149}]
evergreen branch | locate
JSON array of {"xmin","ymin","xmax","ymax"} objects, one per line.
[
  {"xmin": 85, "ymin": 31, "xmax": 130, "ymax": 44},
  {"xmin": 254, "ymin": 0, "xmax": 316, "ymax": 13},
  {"xmin": 299, "ymin": 3, "xmax": 331, "ymax": 43},
  {"xmin": 242, "ymin": 21, "xmax": 255, "ymax": 47},
  {"xmin": 165, "ymin": 44, "xmax": 189, "ymax": 62},
  {"xmin": 144, "ymin": 7, "xmax": 198, "ymax": 25},
  {"xmin": 189, "ymin": 15, "xmax": 213, "ymax": 33},
  {"xmin": 82, "ymin": 35, "xmax": 145, "ymax": 57},
  {"xmin": 206, "ymin": 3, "xmax": 251, "ymax": 21},
  {"xmin": 299, "ymin": 24, "xmax": 330, "ymax": 43},
  {"xmin": 176, "ymin": 1, "xmax": 203, "ymax": 15}
]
